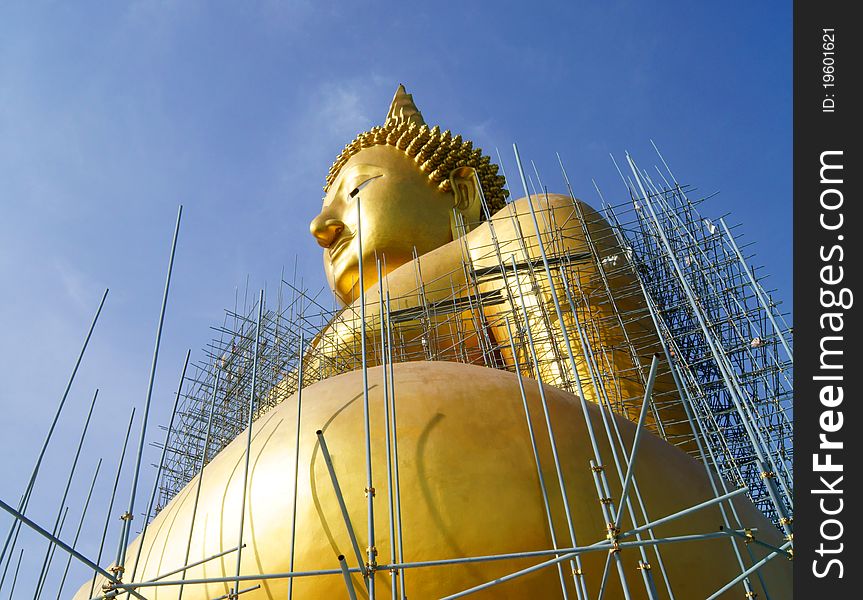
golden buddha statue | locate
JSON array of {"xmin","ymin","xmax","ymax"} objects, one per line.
[{"xmin": 76, "ymin": 86, "xmax": 790, "ymax": 599}]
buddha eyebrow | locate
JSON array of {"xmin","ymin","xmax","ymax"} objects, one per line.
[{"xmin": 349, "ymin": 174, "xmax": 383, "ymax": 198}]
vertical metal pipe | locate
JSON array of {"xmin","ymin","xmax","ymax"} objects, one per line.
[
  {"xmin": 233, "ymin": 289, "xmax": 264, "ymax": 594},
  {"xmin": 503, "ymin": 318, "xmax": 571, "ymax": 600},
  {"xmin": 316, "ymin": 430, "xmax": 367, "ymax": 580},
  {"xmin": 339, "ymin": 555, "xmax": 359, "ymax": 600},
  {"xmin": 116, "ymin": 205, "xmax": 182, "ymax": 572},
  {"xmin": 508, "ymin": 256, "xmax": 587, "ymax": 598},
  {"xmin": 287, "ymin": 334, "xmax": 305, "ymax": 600},
  {"xmin": 0, "ymin": 288, "xmax": 108, "ymax": 569},
  {"xmin": 385, "ymin": 291, "xmax": 406, "ymax": 600},
  {"xmin": 129, "ymin": 349, "xmax": 191, "ymax": 584},
  {"xmin": 355, "ymin": 195, "xmax": 377, "ymax": 598},
  {"xmin": 588, "ymin": 460, "xmax": 631, "ymax": 600},
  {"xmin": 178, "ymin": 368, "xmax": 222, "ymax": 600},
  {"xmin": 34, "ymin": 388, "xmax": 99, "ymax": 597},
  {"xmin": 378, "ymin": 259, "xmax": 398, "ymax": 600},
  {"xmin": 89, "ymin": 408, "xmax": 135, "ymax": 598},
  {"xmin": 6, "ymin": 549, "xmax": 22, "ymax": 600},
  {"xmin": 56, "ymin": 458, "xmax": 103, "ymax": 599},
  {"xmin": 757, "ymin": 459, "xmax": 793, "ymax": 539},
  {"xmin": 39, "ymin": 507, "xmax": 69, "ymax": 598}
]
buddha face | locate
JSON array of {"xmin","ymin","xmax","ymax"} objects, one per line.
[{"xmin": 310, "ymin": 145, "xmax": 458, "ymax": 304}]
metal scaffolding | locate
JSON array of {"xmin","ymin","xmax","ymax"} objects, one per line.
[{"xmin": 0, "ymin": 144, "xmax": 793, "ymax": 600}]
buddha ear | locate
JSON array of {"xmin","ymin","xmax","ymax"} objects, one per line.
[{"xmin": 448, "ymin": 166, "xmax": 483, "ymax": 238}]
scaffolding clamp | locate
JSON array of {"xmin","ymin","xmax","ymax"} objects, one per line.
[
  {"xmin": 599, "ymin": 496, "xmax": 613, "ymax": 505},
  {"xmin": 779, "ymin": 516, "xmax": 793, "ymax": 526},
  {"xmin": 759, "ymin": 470, "xmax": 775, "ymax": 480},
  {"xmin": 364, "ymin": 487, "xmax": 376, "ymax": 498},
  {"xmin": 120, "ymin": 511, "xmax": 134, "ymax": 521},
  {"xmin": 637, "ymin": 560, "xmax": 651, "ymax": 571},
  {"xmin": 743, "ymin": 529, "xmax": 755, "ymax": 544},
  {"xmin": 572, "ymin": 567, "xmax": 583, "ymax": 577},
  {"xmin": 591, "ymin": 464, "xmax": 605, "ymax": 473},
  {"xmin": 605, "ymin": 523, "xmax": 621, "ymax": 549},
  {"xmin": 744, "ymin": 591, "xmax": 758, "ymax": 598}
]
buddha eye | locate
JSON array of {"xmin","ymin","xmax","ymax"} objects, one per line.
[{"xmin": 348, "ymin": 174, "xmax": 383, "ymax": 199}]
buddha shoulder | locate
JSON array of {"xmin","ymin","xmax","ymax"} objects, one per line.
[{"xmin": 467, "ymin": 193, "xmax": 605, "ymax": 259}]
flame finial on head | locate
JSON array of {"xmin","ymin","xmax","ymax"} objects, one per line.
[
  {"xmin": 324, "ymin": 84, "xmax": 509, "ymax": 216},
  {"xmin": 385, "ymin": 84, "xmax": 426, "ymax": 127}
]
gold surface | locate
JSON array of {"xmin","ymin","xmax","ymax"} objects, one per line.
[{"xmin": 76, "ymin": 361, "xmax": 789, "ymax": 599}]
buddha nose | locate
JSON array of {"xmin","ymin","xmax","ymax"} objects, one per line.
[{"xmin": 309, "ymin": 212, "xmax": 345, "ymax": 248}]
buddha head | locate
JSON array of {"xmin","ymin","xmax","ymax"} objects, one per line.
[{"xmin": 309, "ymin": 85, "xmax": 509, "ymax": 304}]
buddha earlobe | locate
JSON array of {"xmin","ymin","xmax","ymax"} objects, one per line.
[{"xmin": 449, "ymin": 166, "xmax": 483, "ymax": 239}]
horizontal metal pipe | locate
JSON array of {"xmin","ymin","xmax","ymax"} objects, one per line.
[
  {"xmin": 102, "ymin": 530, "xmax": 744, "ymax": 596},
  {"xmin": 438, "ymin": 531, "xmax": 743, "ymax": 600}
]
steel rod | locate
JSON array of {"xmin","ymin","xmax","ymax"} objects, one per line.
[
  {"xmin": 89, "ymin": 408, "xmax": 135, "ymax": 598},
  {"xmin": 377, "ymin": 258, "xmax": 398, "ymax": 600},
  {"xmin": 613, "ymin": 356, "xmax": 659, "ymax": 526},
  {"xmin": 287, "ymin": 333, "xmax": 305, "ymax": 600},
  {"xmin": 355, "ymin": 194, "xmax": 377, "ymax": 599},
  {"xmin": 129, "ymin": 349, "xmax": 192, "ymax": 584},
  {"xmin": 233, "ymin": 288, "xmax": 264, "ymax": 595},
  {"xmin": 316, "ymin": 430, "xmax": 367, "ymax": 580},
  {"xmin": 34, "ymin": 388, "xmax": 99, "ymax": 597},
  {"xmin": 339, "ymin": 555, "xmax": 359, "ymax": 600},
  {"xmin": 509, "ymin": 255, "xmax": 587, "ymax": 598},
  {"xmin": 39, "ymin": 507, "xmax": 69, "ymax": 599},
  {"xmin": 0, "ymin": 497, "xmax": 145, "ymax": 600},
  {"xmin": 117, "ymin": 204, "xmax": 183, "ymax": 572},
  {"xmin": 98, "ymin": 529, "xmax": 740, "ymax": 596},
  {"xmin": 178, "ymin": 367, "xmax": 222, "ymax": 600},
  {"xmin": 705, "ymin": 542, "xmax": 791, "ymax": 600},
  {"xmin": 155, "ymin": 545, "xmax": 242, "ymax": 583},
  {"xmin": 503, "ymin": 317, "xmax": 572, "ymax": 600},
  {"xmin": 0, "ymin": 287, "xmax": 108, "ymax": 569},
  {"xmin": 6, "ymin": 549, "xmax": 22, "ymax": 600},
  {"xmin": 385, "ymin": 290, "xmax": 406, "ymax": 600},
  {"xmin": 438, "ymin": 530, "xmax": 743, "ymax": 600},
  {"xmin": 56, "ymin": 458, "xmax": 103, "ymax": 599}
]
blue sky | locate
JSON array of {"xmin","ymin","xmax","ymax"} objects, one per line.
[{"xmin": 0, "ymin": 1, "xmax": 791, "ymax": 593}]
